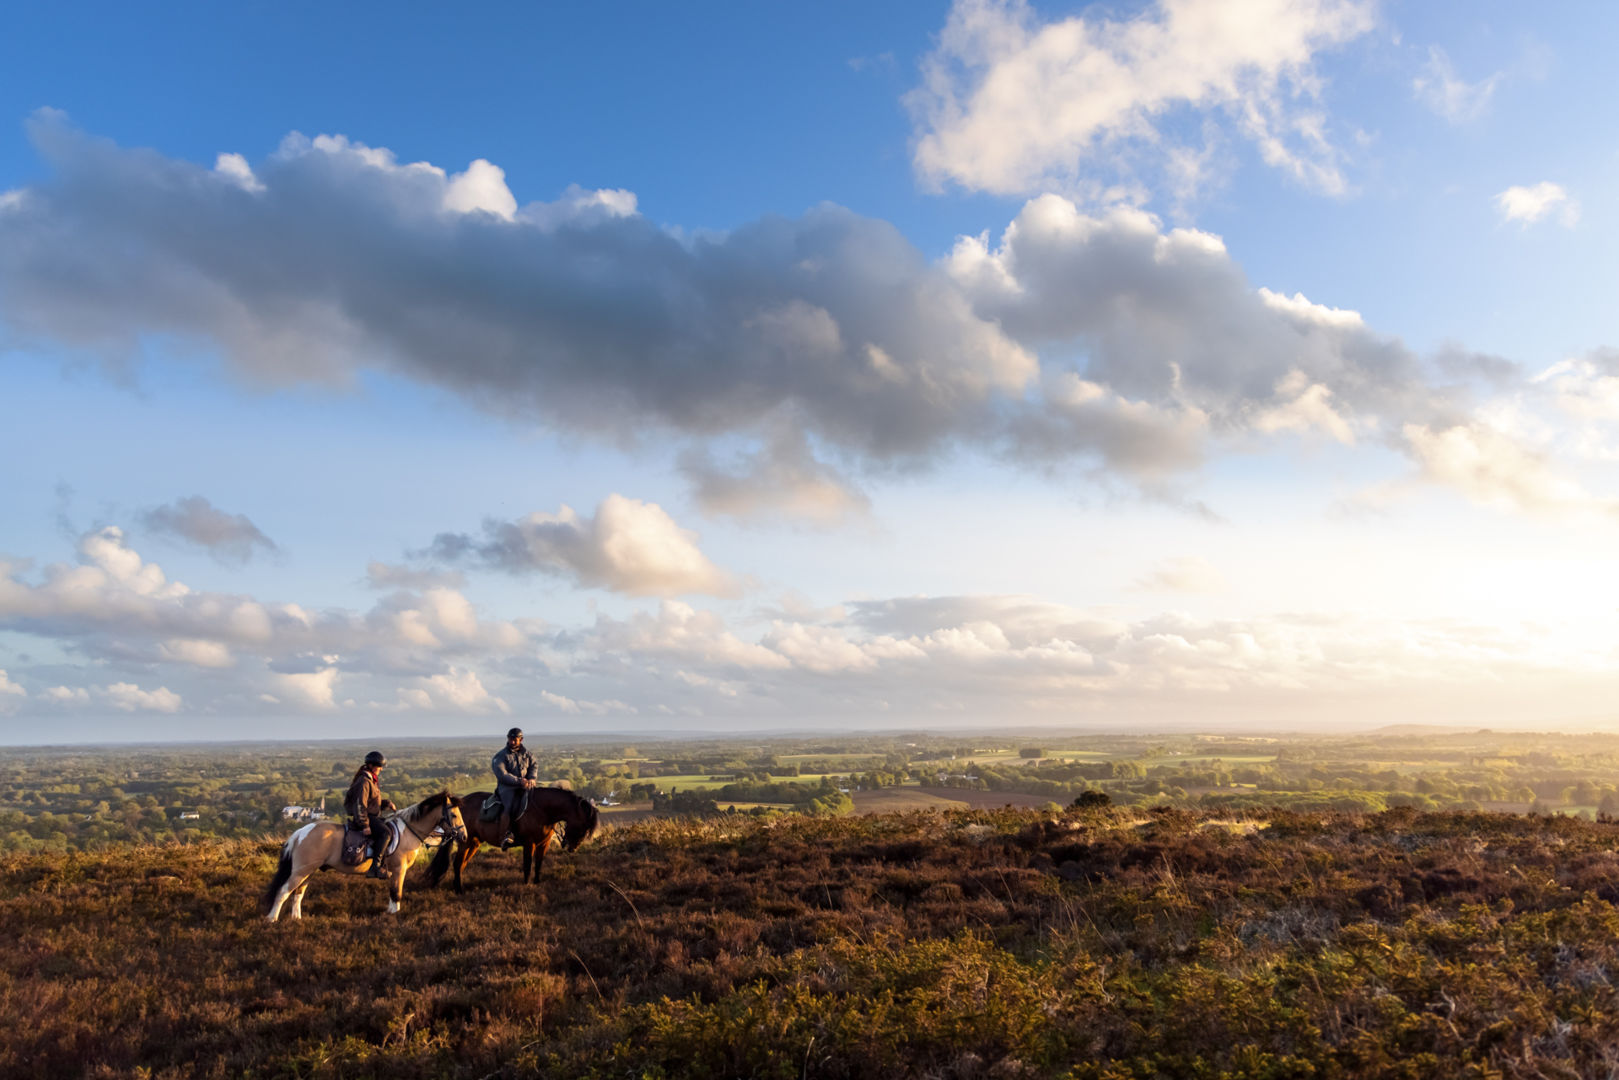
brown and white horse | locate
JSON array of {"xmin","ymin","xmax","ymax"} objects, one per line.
[{"xmin": 263, "ymin": 791, "xmax": 466, "ymax": 921}]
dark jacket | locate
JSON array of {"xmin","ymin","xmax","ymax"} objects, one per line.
[
  {"xmin": 492, "ymin": 745, "xmax": 538, "ymax": 790},
  {"xmin": 344, "ymin": 768, "xmax": 383, "ymax": 831}
]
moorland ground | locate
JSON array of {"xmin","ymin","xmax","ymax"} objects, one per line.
[{"xmin": 7, "ymin": 803, "xmax": 1619, "ymax": 1078}]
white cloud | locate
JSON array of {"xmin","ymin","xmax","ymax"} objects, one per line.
[
  {"xmin": 404, "ymin": 670, "xmax": 505, "ymax": 712},
  {"xmin": 1494, "ymin": 182, "xmax": 1579, "ymax": 228},
  {"xmin": 42, "ymin": 686, "xmax": 90, "ymax": 705},
  {"xmin": 275, "ymin": 667, "xmax": 338, "ymax": 710},
  {"xmin": 908, "ymin": 0, "xmax": 1377, "ymax": 200},
  {"xmin": 1412, "ymin": 46, "xmax": 1502, "ymax": 123},
  {"xmin": 0, "ymin": 527, "xmax": 538, "ymax": 685},
  {"xmin": 103, "ymin": 682, "xmax": 182, "ymax": 713},
  {"xmin": 585, "ymin": 601, "xmax": 792, "ymax": 671},
  {"xmin": 443, "ymin": 158, "xmax": 518, "ymax": 219},
  {"xmin": 157, "ymin": 638, "xmax": 235, "ymax": 668},
  {"xmin": 0, "ymin": 669, "xmax": 24, "ymax": 710},
  {"xmin": 1401, "ymin": 421, "xmax": 1609, "ymax": 515},
  {"xmin": 1131, "ymin": 556, "xmax": 1229, "ymax": 594},
  {"xmin": 425, "ymin": 495, "xmax": 734, "ymax": 597},
  {"xmin": 213, "ymin": 152, "xmax": 264, "ymax": 193}
]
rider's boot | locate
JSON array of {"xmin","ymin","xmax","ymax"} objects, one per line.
[
  {"xmin": 500, "ymin": 811, "xmax": 516, "ymax": 850},
  {"xmin": 368, "ymin": 833, "xmax": 388, "ymax": 877}
]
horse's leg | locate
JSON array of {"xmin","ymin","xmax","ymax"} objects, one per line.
[
  {"xmin": 268, "ymin": 855, "xmax": 313, "ymax": 922},
  {"xmin": 532, "ymin": 826, "xmax": 556, "ymax": 883},
  {"xmin": 386, "ymin": 859, "xmax": 405, "ymax": 914},
  {"xmin": 454, "ymin": 838, "xmax": 481, "ymax": 894},
  {"xmin": 521, "ymin": 841, "xmax": 533, "ymax": 884},
  {"xmin": 288, "ymin": 877, "xmax": 312, "ymax": 920}
]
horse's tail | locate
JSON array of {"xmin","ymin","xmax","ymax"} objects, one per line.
[
  {"xmin": 261, "ymin": 839, "xmax": 294, "ymax": 913},
  {"xmin": 423, "ymin": 833, "xmax": 455, "ymax": 888}
]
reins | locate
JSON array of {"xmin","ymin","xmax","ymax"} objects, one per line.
[{"xmin": 397, "ymin": 799, "xmax": 464, "ymax": 846}]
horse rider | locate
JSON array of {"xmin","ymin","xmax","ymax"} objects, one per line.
[
  {"xmin": 344, "ymin": 750, "xmax": 390, "ymax": 878},
  {"xmin": 492, "ymin": 727, "xmax": 538, "ymax": 849}
]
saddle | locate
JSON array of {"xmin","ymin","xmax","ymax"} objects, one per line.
[
  {"xmin": 341, "ymin": 820, "xmax": 402, "ymax": 866},
  {"xmin": 479, "ymin": 798, "xmax": 504, "ymax": 823}
]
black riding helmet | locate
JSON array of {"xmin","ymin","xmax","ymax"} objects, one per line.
[
  {"xmin": 364, "ymin": 750, "xmax": 387, "ymax": 768},
  {"xmin": 507, "ymin": 727, "xmax": 523, "ymax": 740}
]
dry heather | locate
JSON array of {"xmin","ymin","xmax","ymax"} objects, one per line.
[{"xmin": 6, "ymin": 806, "xmax": 1619, "ymax": 1078}]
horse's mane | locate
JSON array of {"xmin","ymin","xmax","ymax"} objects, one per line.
[{"xmin": 397, "ymin": 790, "xmax": 453, "ymax": 822}]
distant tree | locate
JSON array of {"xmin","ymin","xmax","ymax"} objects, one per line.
[
  {"xmin": 1073, "ymin": 790, "xmax": 1111, "ymax": 809},
  {"xmin": 1018, "ymin": 748, "xmax": 1044, "ymax": 759}
]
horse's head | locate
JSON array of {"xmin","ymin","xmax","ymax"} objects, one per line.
[
  {"xmin": 442, "ymin": 799, "xmax": 468, "ymax": 845},
  {"xmin": 414, "ymin": 791, "xmax": 468, "ymax": 845},
  {"xmin": 562, "ymin": 796, "xmax": 600, "ymax": 852}
]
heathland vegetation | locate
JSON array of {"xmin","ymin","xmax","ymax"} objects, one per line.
[{"xmin": 8, "ymin": 796, "xmax": 1619, "ymax": 1077}]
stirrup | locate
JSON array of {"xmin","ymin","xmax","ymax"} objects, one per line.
[{"xmin": 500, "ymin": 832, "xmax": 516, "ymax": 850}]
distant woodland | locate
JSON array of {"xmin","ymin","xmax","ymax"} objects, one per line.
[{"xmin": 4, "ymin": 727, "xmax": 1619, "ymax": 852}]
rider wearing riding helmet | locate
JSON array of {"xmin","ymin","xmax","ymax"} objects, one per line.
[
  {"xmin": 345, "ymin": 750, "xmax": 390, "ymax": 878},
  {"xmin": 491, "ymin": 727, "xmax": 538, "ymax": 849}
]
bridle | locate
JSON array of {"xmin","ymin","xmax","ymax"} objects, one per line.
[{"xmin": 401, "ymin": 801, "xmax": 467, "ymax": 847}]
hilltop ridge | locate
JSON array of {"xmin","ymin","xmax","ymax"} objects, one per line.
[{"xmin": 5, "ymin": 805, "xmax": 1619, "ymax": 1078}]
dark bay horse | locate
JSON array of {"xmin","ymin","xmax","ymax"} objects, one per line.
[{"xmin": 425, "ymin": 786, "xmax": 599, "ymax": 893}]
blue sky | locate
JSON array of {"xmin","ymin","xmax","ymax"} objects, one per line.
[{"xmin": 2, "ymin": 1, "xmax": 1616, "ymax": 741}]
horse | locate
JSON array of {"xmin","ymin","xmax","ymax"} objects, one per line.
[
  {"xmin": 263, "ymin": 791, "xmax": 466, "ymax": 921},
  {"xmin": 424, "ymin": 786, "xmax": 599, "ymax": 894}
]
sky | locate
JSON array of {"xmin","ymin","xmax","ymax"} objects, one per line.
[{"xmin": 2, "ymin": 0, "xmax": 1617, "ymax": 742}]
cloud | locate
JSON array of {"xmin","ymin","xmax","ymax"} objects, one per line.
[
  {"xmin": 102, "ymin": 681, "xmax": 182, "ymax": 713},
  {"xmin": 1494, "ymin": 182, "xmax": 1579, "ymax": 228},
  {"xmin": 681, "ymin": 424, "xmax": 870, "ymax": 525},
  {"xmin": 364, "ymin": 561, "xmax": 467, "ymax": 591},
  {"xmin": 907, "ymin": 0, "xmax": 1377, "ymax": 200},
  {"xmin": 0, "ymin": 526, "xmax": 536, "ymax": 683},
  {"xmin": 1131, "ymin": 556, "xmax": 1229, "ymax": 594},
  {"xmin": 0, "ymin": 113, "xmax": 1033, "ymax": 470},
  {"xmin": 0, "ymin": 117, "xmax": 1604, "ymax": 519},
  {"xmin": 2, "ymin": 523, "xmax": 1615, "ymax": 725},
  {"xmin": 140, "ymin": 496, "xmax": 278, "ymax": 563},
  {"xmin": 944, "ymin": 197, "xmax": 1444, "ymax": 479},
  {"xmin": 425, "ymin": 495, "xmax": 733, "ymax": 597},
  {"xmin": 1400, "ymin": 421, "xmax": 1613, "ymax": 515},
  {"xmin": 274, "ymin": 667, "xmax": 337, "ymax": 710},
  {"xmin": 1412, "ymin": 46, "xmax": 1501, "ymax": 122},
  {"xmin": 0, "ymin": 669, "xmax": 23, "ymax": 711},
  {"xmin": 396, "ymin": 666, "xmax": 510, "ymax": 714}
]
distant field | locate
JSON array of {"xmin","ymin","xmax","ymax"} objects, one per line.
[
  {"xmin": 1153, "ymin": 754, "xmax": 1277, "ymax": 765},
  {"xmin": 650, "ymin": 771, "xmax": 850, "ymax": 791},
  {"xmin": 938, "ymin": 750, "xmax": 1110, "ymax": 764},
  {"xmin": 911, "ymin": 787, "xmax": 1063, "ymax": 810},
  {"xmin": 848, "ymin": 788, "xmax": 973, "ymax": 813}
]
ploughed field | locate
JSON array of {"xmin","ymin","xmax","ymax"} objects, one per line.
[{"xmin": 6, "ymin": 806, "xmax": 1619, "ymax": 1079}]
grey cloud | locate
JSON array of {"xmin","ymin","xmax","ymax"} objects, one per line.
[
  {"xmin": 680, "ymin": 423, "xmax": 870, "ymax": 525},
  {"xmin": 0, "ymin": 117, "xmax": 1588, "ymax": 514},
  {"xmin": 0, "ymin": 114, "xmax": 1031, "ymax": 469},
  {"xmin": 141, "ymin": 496, "xmax": 278, "ymax": 563},
  {"xmin": 1434, "ymin": 345, "xmax": 1522, "ymax": 386},
  {"xmin": 364, "ymin": 561, "xmax": 467, "ymax": 591}
]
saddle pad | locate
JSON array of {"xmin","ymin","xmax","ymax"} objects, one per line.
[{"xmin": 342, "ymin": 821, "xmax": 402, "ymax": 865}]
